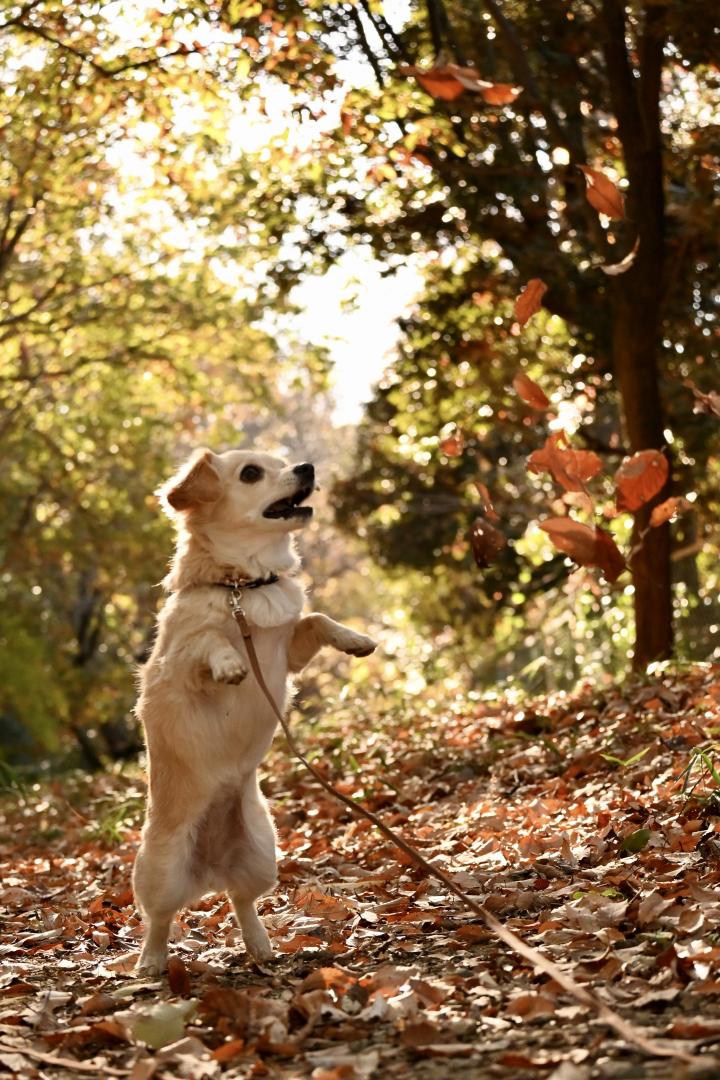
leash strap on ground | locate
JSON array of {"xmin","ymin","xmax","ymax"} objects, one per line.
[{"xmin": 230, "ymin": 597, "xmax": 697, "ymax": 1064}]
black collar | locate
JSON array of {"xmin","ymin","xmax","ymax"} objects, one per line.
[{"xmin": 212, "ymin": 574, "xmax": 280, "ymax": 591}]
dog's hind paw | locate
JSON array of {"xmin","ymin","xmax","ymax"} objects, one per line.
[
  {"xmin": 137, "ymin": 951, "xmax": 167, "ymax": 976},
  {"xmin": 211, "ymin": 654, "xmax": 248, "ymax": 684}
]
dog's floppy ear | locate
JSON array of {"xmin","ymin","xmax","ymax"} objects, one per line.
[{"xmin": 161, "ymin": 449, "xmax": 222, "ymax": 513}]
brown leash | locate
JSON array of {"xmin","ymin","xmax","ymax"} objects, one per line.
[{"xmin": 229, "ymin": 593, "xmax": 695, "ymax": 1062}]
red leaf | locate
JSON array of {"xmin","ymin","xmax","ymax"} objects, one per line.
[
  {"xmin": 513, "ymin": 371, "xmax": 550, "ymax": 409},
  {"xmin": 615, "ymin": 450, "xmax": 668, "ymax": 511},
  {"xmin": 470, "ymin": 517, "xmax": 506, "ymax": 568},
  {"xmin": 578, "ymin": 165, "xmax": 625, "ymax": 219},
  {"xmin": 514, "ymin": 278, "xmax": 548, "ymax": 327},
  {"xmin": 540, "ymin": 518, "xmax": 625, "ymax": 582},
  {"xmin": 528, "ymin": 432, "xmax": 603, "ymax": 492}
]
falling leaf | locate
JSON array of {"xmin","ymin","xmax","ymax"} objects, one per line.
[
  {"xmin": 439, "ymin": 431, "xmax": 464, "ymax": 457},
  {"xmin": 539, "ymin": 518, "xmax": 625, "ymax": 582},
  {"xmin": 514, "ymin": 279, "xmax": 548, "ymax": 327},
  {"xmin": 513, "ymin": 371, "xmax": 550, "ymax": 409},
  {"xmin": 684, "ymin": 378, "xmax": 720, "ymax": 418},
  {"xmin": 578, "ymin": 165, "xmax": 625, "ymax": 219},
  {"xmin": 399, "ymin": 64, "xmax": 522, "ymax": 105},
  {"xmin": 528, "ymin": 433, "xmax": 603, "ymax": 492},
  {"xmin": 649, "ymin": 496, "xmax": 691, "ymax": 527},
  {"xmin": 474, "ymin": 481, "xmax": 499, "ymax": 521},
  {"xmin": 615, "ymin": 450, "xmax": 668, "ymax": 511},
  {"xmin": 470, "ymin": 517, "xmax": 506, "ymax": 568},
  {"xmin": 601, "ymin": 237, "xmax": 639, "ymax": 275},
  {"xmin": 167, "ymin": 955, "xmax": 191, "ymax": 996}
]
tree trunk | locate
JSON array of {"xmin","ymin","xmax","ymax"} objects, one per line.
[
  {"xmin": 602, "ymin": 0, "xmax": 671, "ymax": 670},
  {"xmin": 611, "ymin": 295, "xmax": 673, "ymax": 669}
]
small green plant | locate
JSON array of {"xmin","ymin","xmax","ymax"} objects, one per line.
[{"xmin": 678, "ymin": 743, "xmax": 720, "ymax": 809}]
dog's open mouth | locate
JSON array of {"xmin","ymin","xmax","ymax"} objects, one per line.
[{"xmin": 262, "ymin": 485, "xmax": 314, "ymax": 520}]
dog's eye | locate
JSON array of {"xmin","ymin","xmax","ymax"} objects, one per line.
[{"xmin": 239, "ymin": 464, "xmax": 264, "ymax": 483}]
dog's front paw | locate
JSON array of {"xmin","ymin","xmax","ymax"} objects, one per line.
[
  {"xmin": 211, "ymin": 653, "xmax": 248, "ymax": 684},
  {"xmin": 243, "ymin": 924, "xmax": 274, "ymax": 963},
  {"xmin": 339, "ymin": 632, "xmax": 377, "ymax": 658}
]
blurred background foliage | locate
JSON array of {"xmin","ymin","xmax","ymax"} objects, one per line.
[{"xmin": 0, "ymin": 0, "xmax": 718, "ymax": 767}]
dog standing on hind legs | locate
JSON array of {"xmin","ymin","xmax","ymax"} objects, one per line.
[{"xmin": 132, "ymin": 447, "xmax": 376, "ymax": 974}]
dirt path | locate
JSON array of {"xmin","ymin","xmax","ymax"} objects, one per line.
[{"xmin": 1, "ymin": 666, "xmax": 720, "ymax": 1078}]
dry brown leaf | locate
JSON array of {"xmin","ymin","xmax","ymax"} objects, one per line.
[
  {"xmin": 167, "ymin": 955, "xmax": 191, "ymax": 996},
  {"xmin": 514, "ymin": 278, "xmax": 548, "ymax": 327},
  {"xmin": 615, "ymin": 449, "xmax": 668, "ymax": 511},
  {"xmin": 539, "ymin": 518, "xmax": 625, "ymax": 582},
  {"xmin": 684, "ymin": 378, "xmax": 720, "ymax": 418},
  {"xmin": 578, "ymin": 165, "xmax": 625, "ymax": 219},
  {"xmin": 528, "ymin": 433, "xmax": 603, "ymax": 492},
  {"xmin": 513, "ymin": 370, "xmax": 550, "ymax": 409},
  {"xmin": 470, "ymin": 517, "xmax": 506, "ymax": 568}
]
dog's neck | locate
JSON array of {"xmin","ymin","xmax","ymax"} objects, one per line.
[{"xmin": 164, "ymin": 524, "xmax": 300, "ymax": 593}]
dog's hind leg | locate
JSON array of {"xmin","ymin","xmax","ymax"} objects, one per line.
[
  {"xmin": 133, "ymin": 829, "xmax": 195, "ymax": 974},
  {"xmin": 227, "ymin": 779, "xmax": 277, "ymax": 963}
]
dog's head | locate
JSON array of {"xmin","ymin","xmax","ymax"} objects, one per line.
[{"xmin": 160, "ymin": 448, "xmax": 315, "ymax": 534}]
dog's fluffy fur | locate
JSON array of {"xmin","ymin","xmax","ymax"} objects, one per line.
[{"xmin": 133, "ymin": 447, "xmax": 376, "ymax": 973}]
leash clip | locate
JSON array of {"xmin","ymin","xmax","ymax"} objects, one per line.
[{"xmin": 228, "ymin": 586, "xmax": 252, "ymax": 639}]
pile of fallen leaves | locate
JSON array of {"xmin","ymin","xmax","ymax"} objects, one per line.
[{"xmin": 1, "ymin": 664, "xmax": 720, "ymax": 1078}]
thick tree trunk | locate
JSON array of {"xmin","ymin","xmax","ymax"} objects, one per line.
[
  {"xmin": 602, "ymin": 0, "xmax": 671, "ymax": 670},
  {"xmin": 611, "ymin": 295, "xmax": 673, "ymax": 669}
]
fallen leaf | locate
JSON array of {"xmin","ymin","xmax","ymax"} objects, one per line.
[
  {"xmin": 167, "ymin": 955, "xmax": 191, "ymax": 997},
  {"xmin": 620, "ymin": 828, "xmax": 652, "ymax": 853},
  {"xmin": 578, "ymin": 165, "xmax": 625, "ymax": 219},
  {"xmin": 470, "ymin": 517, "xmax": 506, "ymax": 568},
  {"xmin": 514, "ymin": 279, "xmax": 548, "ymax": 327},
  {"xmin": 131, "ymin": 1000, "xmax": 197, "ymax": 1050},
  {"xmin": 615, "ymin": 449, "xmax": 668, "ymax": 511},
  {"xmin": 539, "ymin": 518, "xmax": 625, "ymax": 582}
]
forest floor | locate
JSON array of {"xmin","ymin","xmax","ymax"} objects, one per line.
[{"xmin": 1, "ymin": 664, "xmax": 720, "ymax": 1079}]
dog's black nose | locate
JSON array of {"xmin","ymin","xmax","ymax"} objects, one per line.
[{"xmin": 293, "ymin": 462, "xmax": 314, "ymax": 483}]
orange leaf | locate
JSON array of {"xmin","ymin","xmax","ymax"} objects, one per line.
[
  {"xmin": 514, "ymin": 278, "xmax": 548, "ymax": 326},
  {"xmin": 513, "ymin": 371, "xmax": 550, "ymax": 409},
  {"xmin": 439, "ymin": 432, "xmax": 464, "ymax": 457},
  {"xmin": 474, "ymin": 481, "xmax": 499, "ymax": 522},
  {"xmin": 649, "ymin": 495, "xmax": 690, "ymax": 527},
  {"xmin": 528, "ymin": 432, "xmax": 603, "ymax": 492},
  {"xmin": 615, "ymin": 449, "xmax": 668, "ymax": 511},
  {"xmin": 399, "ymin": 64, "xmax": 522, "ymax": 105},
  {"xmin": 399, "ymin": 65, "xmax": 464, "ymax": 101},
  {"xmin": 539, "ymin": 518, "xmax": 625, "ymax": 582},
  {"xmin": 578, "ymin": 165, "xmax": 625, "ymax": 219},
  {"xmin": 479, "ymin": 82, "xmax": 523, "ymax": 104}
]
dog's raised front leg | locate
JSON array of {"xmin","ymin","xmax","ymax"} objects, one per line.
[
  {"xmin": 288, "ymin": 614, "xmax": 376, "ymax": 673},
  {"xmin": 180, "ymin": 629, "xmax": 248, "ymax": 684}
]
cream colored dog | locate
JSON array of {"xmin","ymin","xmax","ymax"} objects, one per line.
[{"xmin": 133, "ymin": 447, "xmax": 376, "ymax": 973}]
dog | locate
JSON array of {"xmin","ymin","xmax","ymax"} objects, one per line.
[{"xmin": 132, "ymin": 447, "xmax": 377, "ymax": 973}]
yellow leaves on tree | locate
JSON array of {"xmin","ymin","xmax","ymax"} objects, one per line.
[
  {"xmin": 614, "ymin": 450, "xmax": 668, "ymax": 512},
  {"xmin": 578, "ymin": 166, "xmax": 625, "ymax": 219}
]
